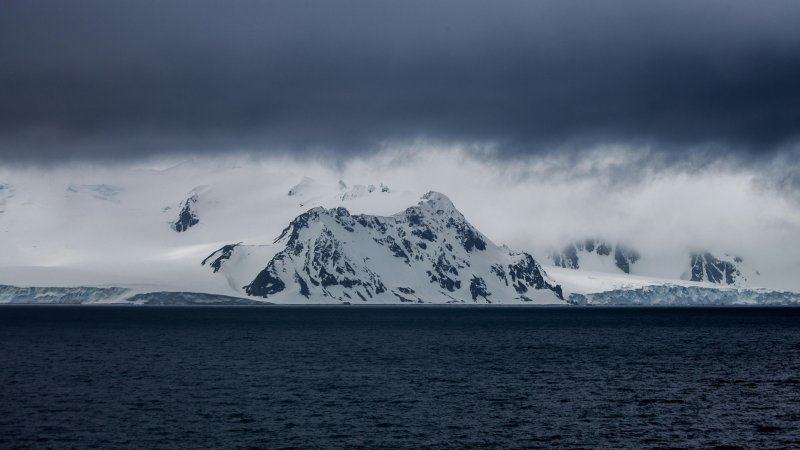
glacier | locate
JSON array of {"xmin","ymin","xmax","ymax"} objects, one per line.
[
  {"xmin": 569, "ymin": 285, "xmax": 800, "ymax": 306},
  {"xmin": 0, "ymin": 285, "xmax": 267, "ymax": 305}
]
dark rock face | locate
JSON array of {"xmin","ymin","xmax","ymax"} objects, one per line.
[
  {"xmin": 689, "ymin": 252, "xmax": 742, "ymax": 284},
  {"xmin": 595, "ymin": 241, "xmax": 612, "ymax": 256},
  {"xmin": 614, "ymin": 245, "xmax": 641, "ymax": 274},
  {"xmin": 245, "ymin": 261, "xmax": 286, "ymax": 296},
  {"xmin": 428, "ymin": 253, "xmax": 462, "ymax": 292},
  {"xmin": 490, "ymin": 264, "xmax": 507, "ymax": 285},
  {"xmin": 171, "ymin": 193, "xmax": 200, "ymax": 232},
  {"xmin": 201, "ymin": 243, "xmax": 241, "ymax": 273},
  {"xmin": 550, "ymin": 239, "xmax": 640, "ymax": 274},
  {"xmin": 446, "ymin": 217, "xmax": 487, "ymax": 252},
  {"xmin": 412, "ymin": 227, "xmax": 436, "ymax": 241},
  {"xmin": 469, "ymin": 276, "xmax": 490, "ymax": 302},
  {"xmin": 506, "ymin": 254, "xmax": 563, "ymax": 299},
  {"xmin": 551, "ymin": 245, "xmax": 579, "ymax": 269}
]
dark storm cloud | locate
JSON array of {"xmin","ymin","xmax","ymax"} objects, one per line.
[{"xmin": 1, "ymin": 0, "xmax": 800, "ymax": 162}]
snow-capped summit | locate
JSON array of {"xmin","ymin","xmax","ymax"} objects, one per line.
[
  {"xmin": 417, "ymin": 191, "xmax": 458, "ymax": 213},
  {"xmin": 206, "ymin": 191, "xmax": 563, "ymax": 304}
]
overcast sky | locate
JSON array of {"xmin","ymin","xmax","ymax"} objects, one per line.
[
  {"xmin": 3, "ymin": 2, "xmax": 800, "ymax": 289},
  {"xmin": 2, "ymin": 0, "xmax": 800, "ymax": 164}
]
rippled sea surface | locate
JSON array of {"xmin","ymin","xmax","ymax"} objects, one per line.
[{"xmin": 2, "ymin": 306, "xmax": 800, "ymax": 449}]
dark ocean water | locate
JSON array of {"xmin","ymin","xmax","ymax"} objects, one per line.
[{"xmin": 2, "ymin": 306, "xmax": 800, "ymax": 449}]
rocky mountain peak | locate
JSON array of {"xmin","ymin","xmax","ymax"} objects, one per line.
[
  {"xmin": 688, "ymin": 251, "xmax": 750, "ymax": 285},
  {"xmin": 168, "ymin": 186, "xmax": 209, "ymax": 232},
  {"xmin": 209, "ymin": 192, "xmax": 563, "ymax": 304},
  {"xmin": 170, "ymin": 194, "xmax": 199, "ymax": 232}
]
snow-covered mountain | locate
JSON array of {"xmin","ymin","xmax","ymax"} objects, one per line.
[
  {"xmin": 164, "ymin": 185, "xmax": 215, "ymax": 232},
  {"xmin": 546, "ymin": 239, "xmax": 764, "ymax": 289},
  {"xmin": 203, "ymin": 192, "xmax": 563, "ymax": 304},
  {"xmin": 549, "ymin": 239, "xmax": 641, "ymax": 274},
  {"xmin": 170, "ymin": 192, "xmax": 200, "ymax": 232},
  {"xmin": 683, "ymin": 251, "xmax": 758, "ymax": 286}
]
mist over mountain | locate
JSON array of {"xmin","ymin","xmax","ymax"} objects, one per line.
[{"xmin": 0, "ymin": 151, "xmax": 799, "ymax": 303}]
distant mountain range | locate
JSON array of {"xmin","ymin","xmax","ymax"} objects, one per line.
[
  {"xmin": 549, "ymin": 239, "xmax": 641, "ymax": 274},
  {"xmin": 0, "ymin": 169, "xmax": 795, "ymax": 305},
  {"xmin": 548, "ymin": 239, "xmax": 757, "ymax": 287}
]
